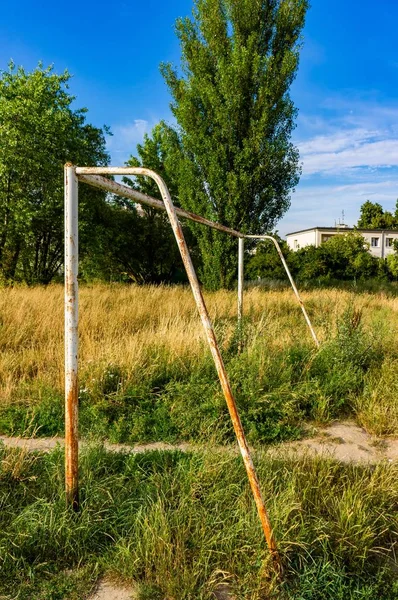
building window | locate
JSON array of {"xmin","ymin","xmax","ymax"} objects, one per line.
[
  {"xmin": 386, "ymin": 238, "xmax": 394, "ymax": 247},
  {"xmin": 371, "ymin": 237, "xmax": 379, "ymax": 247},
  {"xmin": 321, "ymin": 234, "xmax": 333, "ymax": 243},
  {"xmin": 294, "ymin": 239, "xmax": 299, "ymax": 249}
]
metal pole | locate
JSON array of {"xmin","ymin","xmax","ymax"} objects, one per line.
[
  {"xmin": 238, "ymin": 237, "xmax": 244, "ymax": 325},
  {"xmin": 64, "ymin": 164, "xmax": 79, "ymax": 510},
  {"xmin": 81, "ymin": 167, "xmax": 280, "ymax": 566},
  {"xmin": 245, "ymin": 235, "xmax": 320, "ymax": 348}
]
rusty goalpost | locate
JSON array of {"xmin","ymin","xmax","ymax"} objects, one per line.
[{"xmin": 64, "ymin": 164, "xmax": 319, "ymax": 568}]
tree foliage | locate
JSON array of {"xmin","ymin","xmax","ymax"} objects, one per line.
[
  {"xmin": 245, "ymin": 233, "xmax": 290, "ymax": 280},
  {"xmin": 312, "ymin": 232, "xmax": 377, "ymax": 280},
  {"xmin": 161, "ymin": 0, "xmax": 308, "ymax": 289},
  {"xmin": 119, "ymin": 123, "xmax": 191, "ymax": 283},
  {"xmin": 357, "ymin": 200, "xmax": 398, "ymax": 229},
  {"xmin": 387, "ymin": 240, "xmax": 398, "ymax": 279},
  {"xmin": 247, "ymin": 232, "xmax": 389, "ymax": 282},
  {"xmin": 0, "ymin": 63, "xmax": 109, "ymax": 284}
]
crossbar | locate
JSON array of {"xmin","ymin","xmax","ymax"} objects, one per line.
[{"xmin": 77, "ymin": 172, "xmax": 242, "ymax": 237}]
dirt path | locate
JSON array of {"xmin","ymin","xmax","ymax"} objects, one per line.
[
  {"xmin": 0, "ymin": 435, "xmax": 189, "ymax": 455},
  {"xmin": 273, "ymin": 421, "xmax": 398, "ymax": 463},
  {"xmin": 1, "ymin": 421, "xmax": 397, "ymax": 464},
  {"xmin": 90, "ymin": 580, "xmax": 137, "ymax": 600}
]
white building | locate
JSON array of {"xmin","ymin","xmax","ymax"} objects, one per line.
[{"xmin": 286, "ymin": 226, "xmax": 398, "ymax": 258}]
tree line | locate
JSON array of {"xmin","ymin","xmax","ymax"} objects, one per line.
[
  {"xmin": 0, "ymin": 0, "xmax": 309, "ymax": 288},
  {"xmin": 248, "ymin": 221, "xmax": 398, "ymax": 284},
  {"xmin": 4, "ymin": 1, "xmax": 397, "ymax": 288}
]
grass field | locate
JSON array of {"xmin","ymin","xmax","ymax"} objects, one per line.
[
  {"xmin": 1, "ymin": 444, "xmax": 398, "ymax": 599},
  {"xmin": 1, "ymin": 283, "xmax": 398, "ymax": 599},
  {"xmin": 1, "ymin": 283, "xmax": 398, "ymax": 442}
]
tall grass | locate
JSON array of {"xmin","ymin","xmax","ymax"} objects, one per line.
[
  {"xmin": 0, "ymin": 443, "xmax": 397, "ymax": 599},
  {"xmin": 0, "ymin": 284, "xmax": 398, "ymax": 441},
  {"xmin": 1, "ymin": 285, "xmax": 398, "ymax": 598}
]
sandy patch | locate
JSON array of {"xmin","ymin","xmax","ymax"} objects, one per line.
[
  {"xmin": 89, "ymin": 579, "xmax": 137, "ymax": 600},
  {"xmin": 277, "ymin": 421, "xmax": 384, "ymax": 463},
  {"xmin": 1, "ymin": 421, "xmax": 398, "ymax": 465}
]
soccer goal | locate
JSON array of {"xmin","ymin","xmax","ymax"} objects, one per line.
[{"xmin": 64, "ymin": 164, "xmax": 319, "ymax": 566}]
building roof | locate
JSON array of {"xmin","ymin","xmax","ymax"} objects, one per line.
[{"xmin": 286, "ymin": 226, "xmax": 398, "ymax": 236}]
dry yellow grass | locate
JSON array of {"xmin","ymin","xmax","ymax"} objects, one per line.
[{"xmin": 1, "ymin": 283, "xmax": 398, "ymax": 409}]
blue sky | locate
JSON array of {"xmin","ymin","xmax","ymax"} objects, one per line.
[{"xmin": 1, "ymin": 0, "xmax": 397, "ymax": 236}]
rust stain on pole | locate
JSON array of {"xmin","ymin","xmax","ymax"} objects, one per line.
[
  {"xmin": 79, "ymin": 167, "xmax": 281, "ymax": 567},
  {"xmin": 64, "ymin": 164, "xmax": 79, "ymax": 511},
  {"xmin": 65, "ymin": 381, "xmax": 79, "ymax": 510}
]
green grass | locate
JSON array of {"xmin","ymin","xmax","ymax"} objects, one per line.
[
  {"xmin": 0, "ymin": 303, "xmax": 391, "ymax": 444},
  {"xmin": 1, "ymin": 286, "xmax": 398, "ymax": 598},
  {"xmin": 0, "ymin": 443, "xmax": 397, "ymax": 599}
]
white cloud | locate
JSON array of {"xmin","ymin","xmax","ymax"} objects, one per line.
[
  {"xmin": 298, "ymin": 128, "xmax": 377, "ymax": 156},
  {"xmin": 293, "ymin": 96, "xmax": 398, "ymax": 184},
  {"xmin": 282, "ymin": 95, "xmax": 398, "ymax": 233},
  {"xmin": 106, "ymin": 119, "xmax": 155, "ymax": 165},
  {"xmin": 301, "ymin": 137, "xmax": 398, "ymax": 176},
  {"xmin": 279, "ymin": 179, "xmax": 398, "ymax": 236}
]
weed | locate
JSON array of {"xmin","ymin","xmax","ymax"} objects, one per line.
[{"xmin": 0, "ymin": 445, "xmax": 397, "ymax": 598}]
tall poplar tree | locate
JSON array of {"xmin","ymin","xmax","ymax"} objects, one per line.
[{"xmin": 161, "ymin": 0, "xmax": 308, "ymax": 289}]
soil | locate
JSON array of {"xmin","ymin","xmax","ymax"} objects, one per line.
[
  {"xmin": 90, "ymin": 580, "xmax": 137, "ymax": 600},
  {"xmin": 87, "ymin": 579, "xmax": 234, "ymax": 600},
  {"xmin": 1, "ymin": 420, "xmax": 397, "ymax": 464},
  {"xmin": 272, "ymin": 421, "xmax": 398, "ymax": 464}
]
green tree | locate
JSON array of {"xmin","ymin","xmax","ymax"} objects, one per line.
[
  {"xmin": 316, "ymin": 233, "xmax": 377, "ymax": 281},
  {"xmin": 122, "ymin": 123, "xmax": 196, "ymax": 283},
  {"xmin": 357, "ymin": 200, "xmax": 398, "ymax": 229},
  {"xmin": 294, "ymin": 244, "xmax": 328, "ymax": 280},
  {"xmin": 281, "ymin": 233, "xmax": 378, "ymax": 283},
  {"xmin": 0, "ymin": 62, "xmax": 109, "ymax": 284},
  {"xmin": 80, "ymin": 199, "xmax": 154, "ymax": 283},
  {"xmin": 387, "ymin": 239, "xmax": 398, "ymax": 280},
  {"xmin": 357, "ymin": 201, "xmax": 384, "ymax": 228},
  {"xmin": 161, "ymin": 0, "xmax": 308, "ymax": 289},
  {"xmin": 125, "ymin": 122, "xmax": 180, "ymax": 201},
  {"xmin": 246, "ymin": 234, "xmax": 293, "ymax": 280}
]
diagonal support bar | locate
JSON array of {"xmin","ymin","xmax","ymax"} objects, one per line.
[
  {"xmin": 77, "ymin": 172, "xmax": 242, "ymax": 237},
  {"xmin": 76, "ymin": 166, "xmax": 281, "ymax": 566},
  {"xmin": 77, "ymin": 172, "xmax": 319, "ymax": 348}
]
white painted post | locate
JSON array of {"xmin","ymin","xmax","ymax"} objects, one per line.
[
  {"xmin": 64, "ymin": 163, "xmax": 79, "ymax": 510},
  {"xmin": 238, "ymin": 237, "xmax": 244, "ymax": 325}
]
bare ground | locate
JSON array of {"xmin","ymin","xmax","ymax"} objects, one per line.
[
  {"xmin": 272, "ymin": 421, "xmax": 398, "ymax": 463},
  {"xmin": 90, "ymin": 580, "xmax": 137, "ymax": 600},
  {"xmin": 87, "ymin": 579, "xmax": 234, "ymax": 600},
  {"xmin": 1, "ymin": 420, "xmax": 398, "ymax": 464}
]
